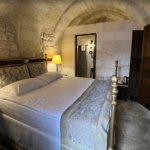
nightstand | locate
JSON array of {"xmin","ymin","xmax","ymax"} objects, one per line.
[{"xmin": 117, "ymin": 84, "xmax": 129, "ymax": 101}]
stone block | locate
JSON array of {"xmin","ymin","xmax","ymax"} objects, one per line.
[
  {"xmin": 61, "ymin": 42, "xmax": 74, "ymax": 52},
  {"xmin": 97, "ymin": 32, "xmax": 116, "ymax": 41},
  {"xmin": 6, "ymin": 23, "xmax": 16, "ymax": 33},
  {"xmin": 20, "ymin": 29, "xmax": 40, "ymax": 41},
  {"xmin": 97, "ymin": 49, "xmax": 115, "ymax": 59},
  {"xmin": 119, "ymin": 48, "xmax": 131, "ymax": 60},
  {"xmin": 0, "ymin": 41, "xmax": 10, "ymax": 50},
  {"xmin": 103, "ymin": 21, "xmax": 124, "ymax": 32},
  {"xmin": 96, "ymin": 23, "xmax": 103, "ymax": 33},
  {"xmin": 0, "ymin": 22, "xmax": 5, "ymax": 31},
  {"xmin": 116, "ymin": 30, "xmax": 132, "ymax": 41},
  {"xmin": 120, "ymin": 40, "xmax": 132, "ymax": 51},
  {"xmin": 22, "ymin": 6, "xmax": 44, "ymax": 22},
  {"xmin": 64, "ymin": 28, "xmax": 71, "ymax": 35},
  {"xmin": 96, "ymin": 59, "xmax": 117, "ymax": 68},
  {"xmin": 70, "ymin": 25, "xmax": 86, "ymax": 34},
  {"xmin": 102, "ymin": 41, "xmax": 121, "ymax": 52},
  {"xmin": 0, "ymin": 50, "xmax": 10, "ymax": 59},
  {"xmin": 62, "ymin": 34, "xmax": 75, "ymax": 43},
  {"xmin": 96, "ymin": 67, "xmax": 114, "ymax": 78},
  {"xmin": 86, "ymin": 24, "xmax": 97, "ymax": 34},
  {"xmin": 5, "ymin": 0, "xmax": 22, "ymax": 6},
  {"xmin": 0, "ymin": 32, "xmax": 7, "ymax": 40},
  {"xmin": 82, "ymin": 0, "xmax": 93, "ymax": 8},
  {"xmin": 29, "ymin": 0, "xmax": 51, "ymax": 14},
  {"xmin": 6, "ymin": 32, "xmax": 17, "ymax": 42},
  {"xmin": 120, "ymin": 59, "xmax": 130, "ymax": 68},
  {"xmin": 0, "ymin": 1, "xmax": 19, "ymax": 20},
  {"xmin": 61, "ymin": 58, "xmax": 75, "ymax": 67},
  {"xmin": 11, "ymin": 51, "xmax": 21, "ymax": 58},
  {"xmin": 120, "ymin": 20, "xmax": 139, "ymax": 30},
  {"xmin": 10, "ymin": 44, "xmax": 18, "ymax": 51},
  {"xmin": 21, "ymin": 16, "xmax": 42, "ymax": 32}
]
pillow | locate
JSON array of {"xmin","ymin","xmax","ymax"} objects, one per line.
[
  {"xmin": 0, "ymin": 78, "xmax": 47, "ymax": 96},
  {"xmin": 26, "ymin": 61, "xmax": 47, "ymax": 78},
  {"xmin": 0, "ymin": 65, "xmax": 30, "ymax": 89},
  {"xmin": 36, "ymin": 72, "xmax": 62, "ymax": 84}
]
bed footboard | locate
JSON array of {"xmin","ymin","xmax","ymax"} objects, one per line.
[{"xmin": 108, "ymin": 61, "xmax": 119, "ymax": 150}]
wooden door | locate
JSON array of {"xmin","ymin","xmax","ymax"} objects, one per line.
[
  {"xmin": 138, "ymin": 25, "xmax": 150, "ymax": 110},
  {"xmin": 129, "ymin": 31, "xmax": 143, "ymax": 99}
]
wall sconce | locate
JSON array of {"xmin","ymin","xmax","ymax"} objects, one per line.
[
  {"xmin": 52, "ymin": 55, "xmax": 62, "ymax": 72},
  {"xmin": 90, "ymin": 40, "xmax": 93, "ymax": 49}
]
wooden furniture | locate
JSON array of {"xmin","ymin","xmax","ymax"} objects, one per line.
[
  {"xmin": 128, "ymin": 31, "xmax": 143, "ymax": 101},
  {"xmin": 117, "ymin": 84, "xmax": 128, "ymax": 101},
  {"xmin": 138, "ymin": 25, "xmax": 150, "ymax": 110}
]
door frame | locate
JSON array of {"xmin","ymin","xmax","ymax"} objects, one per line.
[{"xmin": 75, "ymin": 33, "xmax": 97, "ymax": 79}]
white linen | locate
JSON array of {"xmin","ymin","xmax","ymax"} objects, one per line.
[
  {"xmin": 36, "ymin": 72, "xmax": 62, "ymax": 84},
  {"xmin": 67, "ymin": 81, "xmax": 110, "ymax": 150},
  {"xmin": 0, "ymin": 76, "xmax": 94, "ymax": 149},
  {"xmin": 0, "ymin": 78, "xmax": 47, "ymax": 96}
]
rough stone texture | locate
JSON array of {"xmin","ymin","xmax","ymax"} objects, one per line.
[
  {"xmin": 61, "ymin": 20, "xmax": 139, "ymax": 82},
  {"xmin": 115, "ymin": 100, "xmax": 150, "ymax": 150},
  {"xmin": 0, "ymin": 0, "xmax": 150, "ymax": 59},
  {"xmin": 0, "ymin": 20, "xmax": 20, "ymax": 59}
]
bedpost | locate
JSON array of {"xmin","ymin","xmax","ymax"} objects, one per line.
[
  {"xmin": 108, "ymin": 75, "xmax": 118, "ymax": 150},
  {"xmin": 115, "ymin": 60, "xmax": 118, "ymax": 77},
  {"xmin": 45, "ymin": 54, "xmax": 47, "ymax": 64}
]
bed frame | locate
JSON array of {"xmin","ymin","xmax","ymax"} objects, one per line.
[
  {"xmin": 0, "ymin": 54, "xmax": 51, "ymax": 66},
  {"xmin": 0, "ymin": 55, "xmax": 118, "ymax": 150},
  {"xmin": 108, "ymin": 60, "xmax": 119, "ymax": 150}
]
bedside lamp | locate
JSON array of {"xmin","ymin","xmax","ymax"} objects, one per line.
[{"xmin": 52, "ymin": 55, "xmax": 62, "ymax": 72}]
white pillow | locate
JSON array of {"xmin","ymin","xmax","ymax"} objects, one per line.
[
  {"xmin": 36, "ymin": 72, "xmax": 62, "ymax": 84},
  {"xmin": 0, "ymin": 78, "xmax": 47, "ymax": 96}
]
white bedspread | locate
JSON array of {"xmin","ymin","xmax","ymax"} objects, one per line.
[{"xmin": 0, "ymin": 76, "xmax": 94, "ymax": 149}]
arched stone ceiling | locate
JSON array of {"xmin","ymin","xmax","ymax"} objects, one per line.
[
  {"xmin": 1, "ymin": 0, "xmax": 150, "ymax": 59},
  {"xmin": 69, "ymin": 6, "xmax": 131, "ymax": 26}
]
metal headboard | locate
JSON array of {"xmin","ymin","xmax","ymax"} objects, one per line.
[{"xmin": 0, "ymin": 54, "xmax": 52, "ymax": 66}]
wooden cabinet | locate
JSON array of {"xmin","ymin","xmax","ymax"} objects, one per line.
[
  {"xmin": 128, "ymin": 31, "xmax": 143, "ymax": 101},
  {"xmin": 138, "ymin": 25, "xmax": 150, "ymax": 110},
  {"xmin": 117, "ymin": 85, "xmax": 128, "ymax": 101}
]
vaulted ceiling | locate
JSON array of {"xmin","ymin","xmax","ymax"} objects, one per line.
[
  {"xmin": 69, "ymin": 6, "xmax": 131, "ymax": 26},
  {"xmin": 0, "ymin": 0, "xmax": 150, "ymax": 58}
]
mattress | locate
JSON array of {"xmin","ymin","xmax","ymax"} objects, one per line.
[{"xmin": 0, "ymin": 76, "xmax": 94, "ymax": 149}]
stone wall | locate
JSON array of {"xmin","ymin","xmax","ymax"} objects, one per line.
[
  {"xmin": 61, "ymin": 20, "xmax": 139, "ymax": 82},
  {"xmin": 0, "ymin": 21, "xmax": 20, "ymax": 59},
  {"xmin": 0, "ymin": 0, "xmax": 150, "ymax": 60}
]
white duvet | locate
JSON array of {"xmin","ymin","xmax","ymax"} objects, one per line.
[
  {"xmin": 0, "ymin": 76, "xmax": 94, "ymax": 120},
  {"xmin": 0, "ymin": 76, "xmax": 94, "ymax": 149}
]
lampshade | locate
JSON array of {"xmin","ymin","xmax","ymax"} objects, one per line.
[{"xmin": 52, "ymin": 55, "xmax": 62, "ymax": 64}]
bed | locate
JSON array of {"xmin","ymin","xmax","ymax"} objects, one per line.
[{"xmin": 0, "ymin": 56, "xmax": 118, "ymax": 150}]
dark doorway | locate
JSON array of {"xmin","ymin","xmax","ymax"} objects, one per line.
[{"xmin": 75, "ymin": 34, "xmax": 97, "ymax": 79}]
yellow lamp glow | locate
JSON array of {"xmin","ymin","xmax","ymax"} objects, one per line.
[{"xmin": 52, "ymin": 55, "xmax": 62, "ymax": 72}]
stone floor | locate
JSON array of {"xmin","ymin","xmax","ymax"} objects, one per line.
[{"xmin": 115, "ymin": 100, "xmax": 150, "ymax": 150}]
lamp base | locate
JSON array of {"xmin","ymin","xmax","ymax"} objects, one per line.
[{"xmin": 56, "ymin": 64, "xmax": 58, "ymax": 72}]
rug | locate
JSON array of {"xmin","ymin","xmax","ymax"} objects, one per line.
[{"xmin": 0, "ymin": 135, "xmax": 22, "ymax": 150}]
